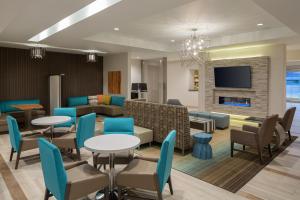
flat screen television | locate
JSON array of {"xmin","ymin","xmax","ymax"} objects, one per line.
[
  {"xmin": 214, "ymin": 66, "xmax": 251, "ymax": 88},
  {"xmin": 139, "ymin": 83, "xmax": 148, "ymax": 92}
]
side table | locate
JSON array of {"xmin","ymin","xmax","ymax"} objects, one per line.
[{"xmin": 192, "ymin": 132, "xmax": 213, "ymax": 160}]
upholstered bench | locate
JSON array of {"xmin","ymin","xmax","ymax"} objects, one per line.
[
  {"xmin": 95, "ymin": 122, "xmax": 153, "ymax": 146},
  {"xmin": 189, "ymin": 111, "xmax": 230, "ymax": 129}
]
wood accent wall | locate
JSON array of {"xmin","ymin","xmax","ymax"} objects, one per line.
[
  {"xmin": 0, "ymin": 47, "xmax": 103, "ymax": 113},
  {"xmin": 108, "ymin": 71, "xmax": 121, "ymax": 94}
]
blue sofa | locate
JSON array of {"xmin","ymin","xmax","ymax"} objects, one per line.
[{"xmin": 189, "ymin": 111, "xmax": 230, "ymax": 129}]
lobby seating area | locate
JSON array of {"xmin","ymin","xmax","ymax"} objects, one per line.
[{"xmin": 1, "ymin": 1, "xmax": 300, "ymax": 200}]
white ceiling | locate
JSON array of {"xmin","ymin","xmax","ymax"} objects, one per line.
[{"xmin": 0, "ymin": 0, "xmax": 300, "ymax": 57}]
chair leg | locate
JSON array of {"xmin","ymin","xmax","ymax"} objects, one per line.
[
  {"xmin": 9, "ymin": 148, "xmax": 14, "ymax": 161},
  {"xmin": 75, "ymin": 148, "xmax": 81, "ymax": 161},
  {"xmin": 167, "ymin": 176, "xmax": 174, "ymax": 195},
  {"xmin": 257, "ymin": 145, "xmax": 263, "ymax": 164},
  {"xmin": 230, "ymin": 142, "xmax": 234, "ymax": 157},
  {"xmin": 243, "ymin": 145, "xmax": 246, "ymax": 151},
  {"xmin": 268, "ymin": 144, "xmax": 273, "ymax": 158},
  {"xmin": 15, "ymin": 150, "xmax": 21, "ymax": 169},
  {"xmin": 157, "ymin": 190, "xmax": 163, "ymax": 200},
  {"xmin": 44, "ymin": 188, "xmax": 50, "ymax": 200},
  {"xmin": 288, "ymin": 130, "xmax": 292, "ymax": 141},
  {"xmin": 105, "ymin": 187, "xmax": 110, "ymax": 200},
  {"xmin": 117, "ymin": 186, "xmax": 123, "ymax": 200}
]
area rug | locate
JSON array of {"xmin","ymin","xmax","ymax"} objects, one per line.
[{"xmin": 171, "ymin": 134, "xmax": 297, "ymax": 193}]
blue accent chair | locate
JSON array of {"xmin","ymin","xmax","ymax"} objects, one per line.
[
  {"xmin": 53, "ymin": 107, "xmax": 77, "ymax": 132},
  {"xmin": 103, "ymin": 117, "xmax": 134, "ymax": 135},
  {"xmin": 52, "ymin": 113, "xmax": 96, "ymax": 160},
  {"xmin": 6, "ymin": 116, "xmax": 45, "ymax": 169},
  {"xmin": 38, "ymin": 138, "xmax": 109, "ymax": 200},
  {"xmin": 116, "ymin": 130, "xmax": 176, "ymax": 200}
]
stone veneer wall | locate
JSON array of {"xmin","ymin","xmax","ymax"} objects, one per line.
[{"xmin": 205, "ymin": 56, "xmax": 270, "ymax": 117}]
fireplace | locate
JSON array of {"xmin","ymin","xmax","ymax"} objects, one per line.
[{"xmin": 219, "ymin": 96, "xmax": 251, "ymax": 107}]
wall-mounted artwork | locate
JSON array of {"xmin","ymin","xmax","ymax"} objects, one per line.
[{"xmin": 108, "ymin": 71, "xmax": 121, "ymax": 94}]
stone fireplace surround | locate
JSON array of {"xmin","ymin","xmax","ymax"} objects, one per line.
[{"xmin": 205, "ymin": 56, "xmax": 270, "ymax": 118}]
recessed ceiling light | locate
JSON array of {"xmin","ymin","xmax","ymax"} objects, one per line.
[
  {"xmin": 171, "ymin": 39, "xmax": 175, "ymax": 43},
  {"xmin": 257, "ymin": 23, "xmax": 264, "ymax": 26},
  {"xmin": 28, "ymin": 0, "xmax": 123, "ymax": 42},
  {"xmin": 114, "ymin": 27, "xmax": 120, "ymax": 31}
]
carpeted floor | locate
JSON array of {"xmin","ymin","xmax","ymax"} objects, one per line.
[{"xmin": 137, "ymin": 128, "xmax": 297, "ymax": 193}]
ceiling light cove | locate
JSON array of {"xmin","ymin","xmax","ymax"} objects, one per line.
[
  {"xmin": 114, "ymin": 27, "xmax": 120, "ymax": 31},
  {"xmin": 257, "ymin": 23, "xmax": 264, "ymax": 26},
  {"xmin": 28, "ymin": 0, "xmax": 123, "ymax": 42}
]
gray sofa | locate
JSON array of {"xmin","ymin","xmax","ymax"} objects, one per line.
[{"xmin": 189, "ymin": 111, "xmax": 230, "ymax": 129}]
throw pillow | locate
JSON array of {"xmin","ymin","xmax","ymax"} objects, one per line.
[
  {"xmin": 103, "ymin": 95, "xmax": 111, "ymax": 105},
  {"xmin": 97, "ymin": 95, "xmax": 103, "ymax": 104}
]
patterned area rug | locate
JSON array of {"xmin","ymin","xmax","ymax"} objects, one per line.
[{"xmin": 171, "ymin": 134, "xmax": 297, "ymax": 193}]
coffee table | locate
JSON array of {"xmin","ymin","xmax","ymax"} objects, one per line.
[{"xmin": 189, "ymin": 116, "xmax": 216, "ymax": 133}]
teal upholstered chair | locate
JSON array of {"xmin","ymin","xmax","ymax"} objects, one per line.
[
  {"xmin": 116, "ymin": 130, "xmax": 176, "ymax": 200},
  {"xmin": 53, "ymin": 107, "xmax": 77, "ymax": 133},
  {"xmin": 6, "ymin": 116, "xmax": 45, "ymax": 169},
  {"xmin": 94, "ymin": 117, "xmax": 135, "ymax": 169},
  {"xmin": 38, "ymin": 138, "xmax": 109, "ymax": 200},
  {"xmin": 103, "ymin": 117, "xmax": 134, "ymax": 135},
  {"xmin": 52, "ymin": 113, "xmax": 96, "ymax": 160}
]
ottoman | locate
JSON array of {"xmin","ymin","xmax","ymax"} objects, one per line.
[{"xmin": 192, "ymin": 132, "xmax": 212, "ymax": 160}]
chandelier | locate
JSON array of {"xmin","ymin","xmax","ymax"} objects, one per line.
[
  {"xmin": 87, "ymin": 53, "xmax": 97, "ymax": 62},
  {"xmin": 179, "ymin": 28, "xmax": 210, "ymax": 67},
  {"xmin": 30, "ymin": 47, "xmax": 45, "ymax": 59}
]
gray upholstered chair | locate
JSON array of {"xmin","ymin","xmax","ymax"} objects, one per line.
[
  {"xmin": 167, "ymin": 99, "xmax": 183, "ymax": 106},
  {"xmin": 278, "ymin": 107, "xmax": 296, "ymax": 141},
  {"xmin": 230, "ymin": 115, "xmax": 278, "ymax": 164}
]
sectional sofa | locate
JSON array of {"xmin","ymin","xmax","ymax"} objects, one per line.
[{"xmin": 67, "ymin": 95, "xmax": 125, "ymax": 117}]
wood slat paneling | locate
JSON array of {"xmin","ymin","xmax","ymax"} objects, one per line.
[{"xmin": 0, "ymin": 47, "xmax": 103, "ymax": 113}]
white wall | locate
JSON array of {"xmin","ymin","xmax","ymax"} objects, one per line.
[
  {"xmin": 103, "ymin": 53, "xmax": 130, "ymax": 97},
  {"xmin": 131, "ymin": 59, "xmax": 141, "ymax": 83},
  {"xmin": 167, "ymin": 61, "xmax": 199, "ymax": 107},
  {"xmin": 208, "ymin": 44, "xmax": 287, "ymax": 116}
]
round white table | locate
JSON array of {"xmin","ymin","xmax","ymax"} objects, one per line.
[
  {"xmin": 31, "ymin": 116, "xmax": 71, "ymax": 140},
  {"xmin": 84, "ymin": 134, "xmax": 140, "ymax": 199}
]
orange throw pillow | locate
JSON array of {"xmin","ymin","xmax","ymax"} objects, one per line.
[{"xmin": 97, "ymin": 95, "xmax": 103, "ymax": 104}]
